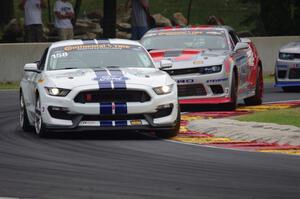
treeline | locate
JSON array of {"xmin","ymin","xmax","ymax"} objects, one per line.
[
  {"xmin": 241, "ymin": 0, "xmax": 300, "ymax": 36},
  {"xmin": 1, "ymin": 0, "xmax": 300, "ymax": 36}
]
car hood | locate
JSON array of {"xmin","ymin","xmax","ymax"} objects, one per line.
[
  {"xmin": 43, "ymin": 68, "xmax": 172, "ymax": 89},
  {"xmin": 150, "ymin": 49, "xmax": 229, "ymax": 69},
  {"xmin": 280, "ymin": 41, "xmax": 300, "ymax": 53}
]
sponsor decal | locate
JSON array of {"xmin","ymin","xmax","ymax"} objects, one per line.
[
  {"xmin": 130, "ymin": 120, "xmax": 142, "ymax": 125},
  {"xmin": 51, "ymin": 52, "xmax": 68, "ymax": 59},
  {"xmin": 193, "ymin": 60, "xmax": 204, "ymax": 65},
  {"xmin": 206, "ymin": 78, "xmax": 228, "ymax": 83},
  {"xmin": 64, "ymin": 44, "xmax": 133, "ymax": 52},
  {"xmin": 156, "ymin": 30, "xmax": 225, "ymax": 37},
  {"xmin": 236, "ymin": 56, "xmax": 247, "ymax": 66},
  {"xmin": 94, "ymin": 75, "xmax": 129, "ymax": 82},
  {"xmin": 177, "ymin": 79, "xmax": 194, "ymax": 84}
]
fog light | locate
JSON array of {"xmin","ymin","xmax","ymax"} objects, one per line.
[{"xmin": 157, "ymin": 104, "xmax": 172, "ymax": 110}]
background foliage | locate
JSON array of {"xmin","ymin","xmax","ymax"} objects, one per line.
[{"xmin": 0, "ymin": 0, "xmax": 300, "ymax": 41}]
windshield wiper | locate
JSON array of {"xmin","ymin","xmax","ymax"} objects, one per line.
[
  {"xmin": 56, "ymin": 67, "xmax": 77, "ymax": 70},
  {"xmin": 105, "ymin": 66, "xmax": 121, "ymax": 69},
  {"xmin": 147, "ymin": 48, "xmax": 156, "ymax": 52}
]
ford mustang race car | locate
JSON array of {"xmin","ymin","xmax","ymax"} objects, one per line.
[
  {"xmin": 140, "ymin": 26, "xmax": 263, "ymax": 110},
  {"xmin": 19, "ymin": 39, "xmax": 180, "ymax": 138},
  {"xmin": 275, "ymin": 41, "xmax": 300, "ymax": 92}
]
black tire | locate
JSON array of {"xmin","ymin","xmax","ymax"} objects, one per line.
[
  {"xmin": 20, "ymin": 93, "xmax": 33, "ymax": 132},
  {"xmin": 155, "ymin": 107, "xmax": 180, "ymax": 139},
  {"xmin": 223, "ymin": 73, "xmax": 238, "ymax": 111},
  {"xmin": 282, "ymin": 86, "xmax": 300, "ymax": 92},
  {"xmin": 244, "ymin": 66, "xmax": 263, "ymax": 106},
  {"xmin": 34, "ymin": 96, "xmax": 48, "ymax": 138}
]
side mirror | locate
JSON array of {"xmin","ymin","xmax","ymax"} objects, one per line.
[
  {"xmin": 234, "ymin": 42, "xmax": 249, "ymax": 52},
  {"xmin": 24, "ymin": 63, "xmax": 39, "ymax": 73},
  {"xmin": 159, "ymin": 60, "xmax": 173, "ymax": 70},
  {"xmin": 240, "ymin": 38, "xmax": 251, "ymax": 43}
]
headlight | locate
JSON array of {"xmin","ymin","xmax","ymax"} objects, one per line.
[
  {"xmin": 279, "ymin": 53, "xmax": 294, "ymax": 60},
  {"xmin": 153, "ymin": 84, "xmax": 174, "ymax": 95},
  {"xmin": 199, "ymin": 65, "xmax": 222, "ymax": 74},
  {"xmin": 45, "ymin": 87, "xmax": 70, "ymax": 97}
]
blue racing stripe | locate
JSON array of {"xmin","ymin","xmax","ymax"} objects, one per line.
[
  {"xmin": 82, "ymin": 39, "xmax": 97, "ymax": 44},
  {"xmin": 109, "ymin": 69, "xmax": 128, "ymax": 126},
  {"xmin": 109, "ymin": 69, "xmax": 127, "ymax": 89},
  {"xmin": 94, "ymin": 70, "xmax": 111, "ymax": 89},
  {"xmin": 115, "ymin": 102, "xmax": 127, "ymax": 114},
  {"xmin": 97, "ymin": 39, "xmax": 110, "ymax": 44},
  {"xmin": 115, "ymin": 120, "xmax": 128, "ymax": 127},
  {"xmin": 100, "ymin": 120, "xmax": 113, "ymax": 127},
  {"xmin": 100, "ymin": 102, "xmax": 113, "ymax": 115}
]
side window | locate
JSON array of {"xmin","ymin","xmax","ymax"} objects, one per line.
[
  {"xmin": 229, "ymin": 31, "xmax": 239, "ymax": 46},
  {"xmin": 38, "ymin": 47, "xmax": 49, "ymax": 70}
]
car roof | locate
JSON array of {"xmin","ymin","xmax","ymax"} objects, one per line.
[{"xmin": 50, "ymin": 39, "xmax": 142, "ymax": 49}]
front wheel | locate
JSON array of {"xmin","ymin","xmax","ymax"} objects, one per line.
[
  {"xmin": 223, "ymin": 73, "xmax": 237, "ymax": 111},
  {"xmin": 282, "ymin": 87, "xmax": 300, "ymax": 92},
  {"xmin": 34, "ymin": 96, "xmax": 48, "ymax": 137},
  {"xmin": 244, "ymin": 66, "xmax": 263, "ymax": 105},
  {"xmin": 20, "ymin": 94, "xmax": 33, "ymax": 132}
]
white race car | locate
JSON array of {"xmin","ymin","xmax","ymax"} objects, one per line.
[
  {"xmin": 20, "ymin": 39, "xmax": 179, "ymax": 138},
  {"xmin": 275, "ymin": 41, "xmax": 300, "ymax": 91}
]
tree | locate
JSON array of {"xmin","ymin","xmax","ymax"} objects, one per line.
[
  {"xmin": 240, "ymin": 0, "xmax": 300, "ymax": 36},
  {"xmin": 103, "ymin": 0, "xmax": 116, "ymax": 38},
  {"xmin": 0, "ymin": 1, "xmax": 14, "ymax": 26}
]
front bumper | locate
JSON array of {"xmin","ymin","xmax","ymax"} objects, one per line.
[
  {"xmin": 275, "ymin": 59, "xmax": 300, "ymax": 87},
  {"xmin": 173, "ymin": 71, "xmax": 231, "ymax": 104},
  {"xmin": 39, "ymin": 84, "xmax": 178, "ymax": 131}
]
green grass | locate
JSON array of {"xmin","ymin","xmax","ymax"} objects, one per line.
[
  {"xmin": 0, "ymin": 82, "xmax": 19, "ymax": 90},
  {"xmin": 263, "ymin": 74, "xmax": 275, "ymax": 83},
  {"xmin": 236, "ymin": 107, "xmax": 300, "ymax": 128}
]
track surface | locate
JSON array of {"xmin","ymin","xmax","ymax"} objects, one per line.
[{"xmin": 0, "ymin": 84, "xmax": 300, "ymax": 199}]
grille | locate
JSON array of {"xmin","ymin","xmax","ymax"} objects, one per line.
[
  {"xmin": 82, "ymin": 114, "xmax": 145, "ymax": 121},
  {"xmin": 294, "ymin": 54, "xmax": 300, "ymax": 59},
  {"xmin": 289, "ymin": 68, "xmax": 300, "ymax": 79},
  {"xmin": 74, "ymin": 89, "xmax": 151, "ymax": 103},
  {"xmin": 210, "ymin": 85, "xmax": 224, "ymax": 94},
  {"xmin": 277, "ymin": 70, "xmax": 287, "ymax": 79},
  {"xmin": 165, "ymin": 68, "xmax": 200, "ymax": 76},
  {"xmin": 178, "ymin": 84, "xmax": 206, "ymax": 97}
]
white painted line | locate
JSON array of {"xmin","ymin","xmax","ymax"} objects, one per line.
[
  {"xmin": 164, "ymin": 138, "xmax": 296, "ymax": 157},
  {"xmin": 264, "ymin": 99, "xmax": 300, "ymax": 104}
]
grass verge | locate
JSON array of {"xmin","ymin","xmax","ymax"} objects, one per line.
[
  {"xmin": 236, "ymin": 107, "xmax": 300, "ymax": 128},
  {"xmin": 0, "ymin": 82, "xmax": 19, "ymax": 90},
  {"xmin": 263, "ymin": 74, "xmax": 275, "ymax": 83}
]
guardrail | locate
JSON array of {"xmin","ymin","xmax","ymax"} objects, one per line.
[{"xmin": 0, "ymin": 36, "xmax": 299, "ymax": 82}]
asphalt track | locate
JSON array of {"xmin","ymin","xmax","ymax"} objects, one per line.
[{"xmin": 0, "ymin": 83, "xmax": 300, "ymax": 199}]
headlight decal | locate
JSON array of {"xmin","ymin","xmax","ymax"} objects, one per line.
[{"xmin": 199, "ymin": 65, "xmax": 222, "ymax": 74}]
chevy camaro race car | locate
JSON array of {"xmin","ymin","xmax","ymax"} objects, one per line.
[
  {"xmin": 20, "ymin": 39, "xmax": 180, "ymax": 137},
  {"xmin": 140, "ymin": 26, "xmax": 263, "ymax": 110},
  {"xmin": 275, "ymin": 41, "xmax": 300, "ymax": 91}
]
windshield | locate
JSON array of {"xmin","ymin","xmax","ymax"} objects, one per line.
[
  {"xmin": 47, "ymin": 44, "xmax": 154, "ymax": 70},
  {"xmin": 141, "ymin": 30, "xmax": 229, "ymax": 50}
]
